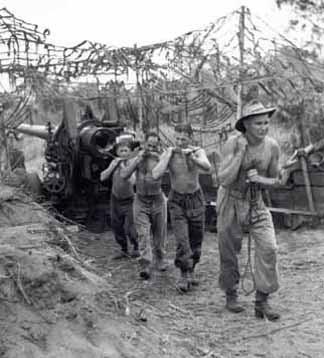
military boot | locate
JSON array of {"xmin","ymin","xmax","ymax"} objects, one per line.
[
  {"xmin": 176, "ymin": 271, "xmax": 190, "ymax": 293},
  {"xmin": 138, "ymin": 259, "xmax": 151, "ymax": 280},
  {"xmin": 225, "ymin": 288, "xmax": 245, "ymax": 313},
  {"xmin": 255, "ymin": 291, "xmax": 280, "ymax": 321},
  {"xmin": 112, "ymin": 247, "xmax": 129, "ymax": 260},
  {"xmin": 130, "ymin": 245, "xmax": 140, "ymax": 258},
  {"xmin": 155, "ymin": 257, "xmax": 168, "ymax": 272}
]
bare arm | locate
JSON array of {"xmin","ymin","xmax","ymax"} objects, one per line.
[
  {"xmin": 268, "ymin": 142, "xmax": 280, "ymax": 179},
  {"xmin": 120, "ymin": 152, "xmax": 144, "ymax": 179},
  {"xmin": 189, "ymin": 148, "xmax": 212, "ymax": 172},
  {"xmin": 218, "ymin": 135, "xmax": 247, "ymax": 186},
  {"xmin": 151, "ymin": 147, "xmax": 173, "ymax": 180},
  {"xmin": 100, "ymin": 158, "xmax": 122, "ymax": 182},
  {"xmin": 120, "ymin": 157, "xmax": 140, "ymax": 180},
  {"xmin": 119, "ymin": 161, "xmax": 136, "ymax": 185},
  {"xmin": 248, "ymin": 142, "xmax": 290, "ymax": 187}
]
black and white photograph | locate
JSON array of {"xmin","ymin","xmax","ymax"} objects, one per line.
[{"xmin": 0, "ymin": 0, "xmax": 323, "ymax": 357}]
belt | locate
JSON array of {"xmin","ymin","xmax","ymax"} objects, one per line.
[
  {"xmin": 136, "ymin": 192, "xmax": 162, "ymax": 200},
  {"xmin": 227, "ymin": 187, "xmax": 261, "ymax": 200},
  {"xmin": 228, "ymin": 189, "xmax": 247, "ymax": 200},
  {"xmin": 171, "ymin": 188, "xmax": 201, "ymax": 198},
  {"xmin": 112, "ymin": 194, "xmax": 134, "ymax": 202}
]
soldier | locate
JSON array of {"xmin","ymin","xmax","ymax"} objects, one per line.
[
  {"xmin": 216, "ymin": 100, "xmax": 281, "ymax": 320},
  {"xmin": 152, "ymin": 124, "xmax": 211, "ymax": 292},
  {"xmin": 100, "ymin": 137, "xmax": 139, "ymax": 259},
  {"xmin": 120, "ymin": 131, "xmax": 167, "ymax": 280}
]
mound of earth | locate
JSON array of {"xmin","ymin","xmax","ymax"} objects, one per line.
[{"xmin": 0, "ymin": 184, "xmax": 143, "ymax": 358}]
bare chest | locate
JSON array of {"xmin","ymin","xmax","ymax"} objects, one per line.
[
  {"xmin": 170, "ymin": 153, "xmax": 197, "ymax": 175},
  {"xmin": 242, "ymin": 142, "xmax": 272, "ymax": 173}
]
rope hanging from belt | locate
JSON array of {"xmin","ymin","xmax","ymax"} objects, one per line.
[{"xmin": 241, "ymin": 182, "xmax": 258, "ymax": 296}]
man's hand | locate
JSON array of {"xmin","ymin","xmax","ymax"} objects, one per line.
[
  {"xmin": 113, "ymin": 157, "xmax": 123, "ymax": 166},
  {"xmin": 246, "ymin": 169, "xmax": 266, "ymax": 185},
  {"xmin": 100, "ymin": 158, "xmax": 122, "ymax": 182},
  {"xmin": 247, "ymin": 169, "xmax": 259, "ymax": 183},
  {"xmin": 182, "ymin": 146, "xmax": 200, "ymax": 156},
  {"xmin": 137, "ymin": 149, "xmax": 146, "ymax": 160},
  {"xmin": 188, "ymin": 148, "xmax": 200, "ymax": 161}
]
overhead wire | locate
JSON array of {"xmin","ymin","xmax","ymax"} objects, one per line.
[{"xmin": 1, "ymin": 5, "xmax": 324, "ymax": 139}]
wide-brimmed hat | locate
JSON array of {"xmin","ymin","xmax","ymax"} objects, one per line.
[{"xmin": 235, "ymin": 101, "xmax": 276, "ymax": 133}]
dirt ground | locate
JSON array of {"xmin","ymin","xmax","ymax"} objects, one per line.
[
  {"xmin": 73, "ymin": 226, "xmax": 324, "ymax": 358},
  {"xmin": 1, "ymin": 188, "xmax": 324, "ymax": 357}
]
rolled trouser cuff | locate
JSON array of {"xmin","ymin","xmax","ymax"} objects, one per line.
[
  {"xmin": 219, "ymin": 268, "xmax": 240, "ymax": 291},
  {"xmin": 255, "ymin": 290, "xmax": 269, "ymax": 303},
  {"xmin": 174, "ymin": 257, "xmax": 193, "ymax": 273}
]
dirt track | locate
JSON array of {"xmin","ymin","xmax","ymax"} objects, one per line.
[
  {"xmin": 75, "ymin": 226, "xmax": 324, "ymax": 358},
  {"xmin": 0, "ymin": 186, "xmax": 323, "ymax": 357}
]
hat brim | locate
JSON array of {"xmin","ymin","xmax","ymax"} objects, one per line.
[{"xmin": 235, "ymin": 108, "xmax": 276, "ymax": 133}]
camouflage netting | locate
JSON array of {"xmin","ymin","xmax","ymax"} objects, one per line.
[{"xmin": 2, "ymin": 6, "xmax": 324, "ymax": 152}]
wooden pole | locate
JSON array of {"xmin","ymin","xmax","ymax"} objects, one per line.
[
  {"xmin": 134, "ymin": 44, "xmax": 143, "ymax": 139},
  {"xmin": 0, "ymin": 108, "xmax": 11, "ymax": 176},
  {"xmin": 185, "ymin": 89, "xmax": 188, "ymax": 123},
  {"xmin": 156, "ymin": 108, "xmax": 160, "ymax": 136},
  {"xmin": 298, "ymin": 107, "xmax": 316, "ymax": 213},
  {"xmin": 300, "ymin": 156, "xmax": 316, "ymax": 212},
  {"xmin": 113, "ymin": 53, "xmax": 119, "ymax": 123},
  {"xmin": 0, "ymin": 122, "xmax": 5, "ymax": 177},
  {"xmin": 236, "ymin": 6, "xmax": 245, "ymax": 123}
]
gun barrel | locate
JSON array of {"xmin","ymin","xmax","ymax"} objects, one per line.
[{"xmin": 16, "ymin": 124, "xmax": 51, "ymax": 140}]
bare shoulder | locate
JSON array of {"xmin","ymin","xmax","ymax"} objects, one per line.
[
  {"xmin": 227, "ymin": 133, "xmax": 241, "ymax": 144},
  {"xmin": 265, "ymin": 136, "xmax": 280, "ymax": 155},
  {"xmin": 222, "ymin": 133, "xmax": 241, "ymax": 153}
]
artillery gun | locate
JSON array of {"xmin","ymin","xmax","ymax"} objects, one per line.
[
  {"xmin": 16, "ymin": 101, "xmax": 124, "ymax": 232},
  {"xmin": 16, "ymin": 101, "xmax": 219, "ymax": 232}
]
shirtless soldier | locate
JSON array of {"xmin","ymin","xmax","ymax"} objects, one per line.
[
  {"xmin": 217, "ymin": 100, "xmax": 281, "ymax": 320},
  {"xmin": 152, "ymin": 124, "xmax": 211, "ymax": 292}
]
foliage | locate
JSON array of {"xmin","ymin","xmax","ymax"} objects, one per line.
[
  {"xmin": 276, "ymin": 0, "xmax": 324, "ymax": 12},
  {"xmin": 276, "ymin": 0, "xmax": 324, "ymax": 55}
]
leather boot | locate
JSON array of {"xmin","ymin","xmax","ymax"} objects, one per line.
[
  {"xmin": 139, "ymin": 260, "xmax": 151, "ymax": 280},
  {"xmin": 113, "ymin": 248, "xmax": 129, "ymax": 260},
  {"xmin": 255, "ymin": 291, "xmax": 280, "ymax": 321},
  {"xmin": 225, "ymin": 288, "xmax": 245, "ymax": 313},
  {"xmin": 176, "ymin": 271, "xmax": 189, "ymax": 293},
  {"xmin": 130, "ymin": 246, "xmax": 140, "ymax": 258}
]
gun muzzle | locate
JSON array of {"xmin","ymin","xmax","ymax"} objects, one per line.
[{"xmin": 79, "ymin": 125, "xmax": 117, "ymax": 158}]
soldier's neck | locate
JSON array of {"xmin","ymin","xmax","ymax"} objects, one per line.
[{"xmin": 245, "ymin": 133, "xmax": 265, "ymax": 147}]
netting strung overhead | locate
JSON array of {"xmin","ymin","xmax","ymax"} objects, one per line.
[{"xmin": 1, "ymin": 6, "xmax": 324, "ymax": 135}]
